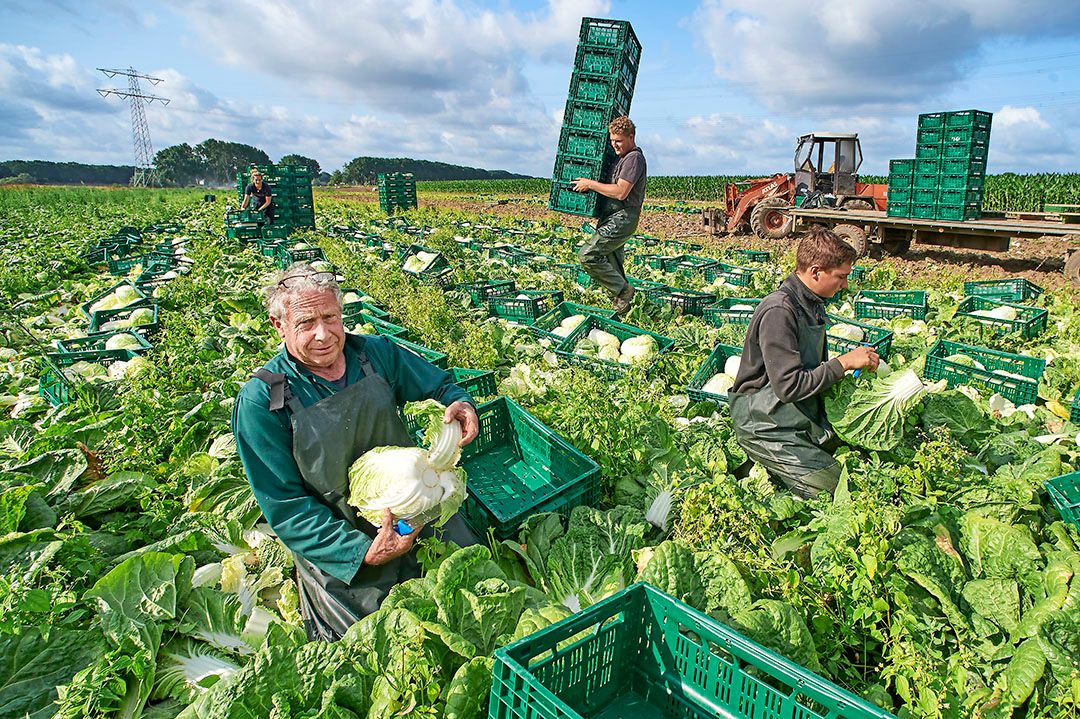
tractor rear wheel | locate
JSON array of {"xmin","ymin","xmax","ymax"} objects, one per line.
[
  {"xmin": 833, "ymin": 223, "xmax": 869, "ymax": 257},
  {"xmin": 842, "ymin": 199, "xmax": 874, "ymax": 211},
  {"xmin": 750, "ymin": 197, "xmax": 793, "ymax": 239}
]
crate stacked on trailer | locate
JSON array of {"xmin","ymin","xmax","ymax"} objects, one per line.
[
  {"xmin": 377, "ymin": 172, "xmax": 418, "ymax": 214},
  {"xmin": 548, "ymin": 17, "xmax": 641, "ymax": 217},
  {"xmin": 887, "ymin": 110, "xmax": 991, "ymax": 220}
]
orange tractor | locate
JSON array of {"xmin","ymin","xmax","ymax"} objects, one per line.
[{"xmin": 702, "ymin": 133, "xmax": 888, "ymax": 239}]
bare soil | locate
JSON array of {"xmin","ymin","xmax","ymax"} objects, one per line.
[{"xmin": 326, "ymin": 188, "xmax": 1080, "ymax": 294}]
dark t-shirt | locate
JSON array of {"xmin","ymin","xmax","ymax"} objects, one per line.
[
  {"xmin": 607, "ymin": 146, "xmax": 647, "ymax": 212},
  {"xmin": 246, "ymin": 181, "xmax": 274, "ymax": 208}
]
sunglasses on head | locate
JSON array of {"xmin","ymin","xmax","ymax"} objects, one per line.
[{"xmin": 277, "ymin": 271, "xmax": 336, "ymax": 289}]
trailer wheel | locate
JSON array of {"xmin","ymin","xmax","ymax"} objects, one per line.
[
  {"xmin": 1066, "ymin": 249, "xmax": 1080, "ymax": 286},
  {"xmin": 750, "ymin": 197, "xmax": 793, "ymax": 239},
  {"xmin": 833, "ymin": 223, "xmax": 869, "ymax": 256}
]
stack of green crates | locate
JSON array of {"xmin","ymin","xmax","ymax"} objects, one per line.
[
  {"xmin": 887, "ymin": 110, "xmax": 991, "ymax": 221},
  {"xmin": 548, "ymin": 17, "xmax": 641, "ymax": 218},
  {"xmin": 234, "ymin": 164, "xmax": 315, "ymax": 230},
  {"xmin": 377, "ymin": 172, "xmax": 417, "ymax": 214}
]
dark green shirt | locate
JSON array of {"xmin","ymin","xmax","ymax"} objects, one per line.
[{"xmin": 231, "ymin": 333, "xmax": 471, "ymax": 583}]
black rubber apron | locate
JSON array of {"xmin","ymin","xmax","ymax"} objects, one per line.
[
  {"xmin": 728, "ymin": 289, "xmax": 841, "ymax": 499},
  {"xmin": 255, "ymin": 347, "xmax": 475, "ymax": 641}
]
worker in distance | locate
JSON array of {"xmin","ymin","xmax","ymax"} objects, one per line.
[
  {"xmin": 232, "ymin": 263, "xmax": 479, "ymax": 641},
  {"xmin": 241, "ymin": 168, "xmax": 276, "ymax": 225},
  {"xmin": 729, "ymin": 226, "xmax": 879, "ymax": 498},
  {"xmin": 572, "ymin": 115, "xmax": 647, "ymax": 317}
]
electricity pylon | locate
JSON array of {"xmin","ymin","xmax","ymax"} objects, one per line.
[{"xmin": 97, "ymin": 67, "xmax": 170, "ymax": 187}]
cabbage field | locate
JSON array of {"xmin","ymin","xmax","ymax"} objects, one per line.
[{"xmin": 2, "ymin": 185, "xmax": 1080, "ymax": 719}]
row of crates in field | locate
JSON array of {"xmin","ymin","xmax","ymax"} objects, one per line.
[
  {"xmin": 548, "ymin": 17, "xmax": 641, "ymax": 218},
  {"xmin": 234, "ymin": 163, "xmax": 315, "ymax": 230},
  {"xmin": 887, "ymin": 110, "xmax": 992, "ymax": 221},
  {"xmin": 377, "ymin": 172, "xmax": 417, "ymax": 214}
]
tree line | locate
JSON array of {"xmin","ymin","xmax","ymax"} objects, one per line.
[{"xmin": 2, "ymin": 140, "xmax": 532, "ymax": 186}]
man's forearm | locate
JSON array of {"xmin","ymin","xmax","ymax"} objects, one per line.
[{"xmin": 586, "ymin": 180, "xmax": 627, "ymax": 200}]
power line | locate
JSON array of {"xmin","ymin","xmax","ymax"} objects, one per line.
[{"xmin": 97, "ymin": 67, "xmax": 170, "ymax": 187}]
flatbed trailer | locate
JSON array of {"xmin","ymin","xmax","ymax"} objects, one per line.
[{"xmin": 785, "ymin": 207, "xmax": 1080, "ymax": 284}]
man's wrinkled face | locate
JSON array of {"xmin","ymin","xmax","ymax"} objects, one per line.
[{"xmin": 271, "ymin": 289, "xmax": 345, "ymax": 369}]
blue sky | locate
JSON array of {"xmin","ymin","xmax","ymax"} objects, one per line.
[{"xmin": 2, "ymin": 0, "xmax": 1079, "ymax": 177}]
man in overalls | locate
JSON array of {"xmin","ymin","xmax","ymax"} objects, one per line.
[
  {"xmin": 572, "ymin": 115, "xmax": 647, "ymax": 316},
  {"xmin": 729, "ymin": 226, "xmax": 879, "ymax": 498},
  {"xmin": 232, "ymin": 263, "xmax": 480, "ymax": 641},
  {"xmin": 241, "ymin": 168, "xmax": 275, "ymax": 225}
]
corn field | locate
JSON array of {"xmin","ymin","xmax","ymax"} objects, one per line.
[{"xmin": 419, "ymin": 174, "xmax": 1080, "ymax": 213}]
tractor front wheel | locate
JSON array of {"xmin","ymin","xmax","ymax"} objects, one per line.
[{"xmin": 750, "ymin": 198, "xmax": 793, "ymax": 239}]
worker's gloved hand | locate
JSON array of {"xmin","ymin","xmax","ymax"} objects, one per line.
[
  {"xmin": 363, "ymin": 508, "xmax": 421, "ymax": 566},
  {"xmin": 839, "ymin": 345, "xmax": 880, "ymax": 372},
  {"xmin": 443, "ymin": 400, "xmax": 480, "ymax": 446}
]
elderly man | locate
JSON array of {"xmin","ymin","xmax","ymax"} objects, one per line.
[
  {"xmin": 241, "ymin": 168, "xmax": 275, "ymax": 225},
  {"xmin": 572, "ymin": 115, "xmax": 647, "ymax": 316},
  {"xmin": 232, "ymin": 263, "xmax": 480, "ymax": 641}
]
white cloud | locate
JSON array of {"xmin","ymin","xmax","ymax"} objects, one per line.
[
  {"xmin": 995, "ymin": 105, "xmax": 1050, "ymax": 129},
  {"xmin": 688, "ymin": 0, "xmax": 1080, "ymax": 112}
]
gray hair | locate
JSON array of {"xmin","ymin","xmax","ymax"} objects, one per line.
[{"xmin": 265, "ymin": 262, "xmax": 342, "ymax": 321}]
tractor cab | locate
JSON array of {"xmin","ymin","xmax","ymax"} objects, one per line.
[{"xmin": 794, "ymin": 133, "xmax": 863, "ymax": 199}]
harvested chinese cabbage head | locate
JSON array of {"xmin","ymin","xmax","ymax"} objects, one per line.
[
  {"xmin": 89, "ymin": 284, "xmax": 142, "ymax": 314},
  {"xmin": 702, "ymin": 373, "xmax": 735, "ymax": 396},
  {"xmin": 347, "ymin": 399, "xmax": 466, "ymax": 528},
  {"xmin": 105, "ymin": 332, "xmax": 143, "ymax": 351},
  {"xmin": 825, "ymin": 368, "xmax": 929, "ymax": 451},
  {"xmin": 829, "ymin": 323, "xmax": 865, "ymax": 342},
  {"xmin": 620, "ymin": 335, "xmax": 658, "ymax": 364}
]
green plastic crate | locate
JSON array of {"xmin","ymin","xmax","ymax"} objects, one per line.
[
  {"xmin": 939, "ymin": 173, "xmax": 985, "ymax": 190},
  {"xmin": 449, "ymin": 367, "xmax": 497, "ymax": 398},
  {"xmin": 487, "ymin": 290, "xmax": 565, "ymax": 324},
  {"xmin": 924, "ymin": 339, "xmax": 1044, "ymax": 405},
  {"xmin": 458, "ymin": 397, "xmax": 601, "ymax": 540},
  {"xmin": 703, "ymin": 297, "xmax": 762, "ymax": 327},
  {"xmin": 649, "ymin": 287, "xmax": 716, "ymax": 316},
  {"xmin": 549, "ymin": 180, "xmax": 599, "ymax": 217},
  {"xmin": 704, "ymin": 262, "xmax": 756, "ymax": 288},
  {"xmin": 277, "ymin": 246, "xmax": 326, "ymax": 267},
  {"xmin": 918, "ymin": 112, "xmax": 946, "ymax": 129},
  {"xmin": 579, "ymin": 17, "xmax": 641, "ymax": 66},
  {"xmin": 963, "ymin": 278, "xmax": 1043, "ymax": 302},
  {"xmin": 489, "ymin": 582, "xmax": 897, "ymax": 719},
  {"xmin": 911, "ymin": 203, "xmax": 936, "ymax": 219},
  {"xmin": 946, "ymin": 109, "xmax": 992, "ymax": 129},
  {"xmin": 558, "ymin": 126, "xmax": 610, "ymax": 161},
  {"xmin": 954, "ymin": 296, "xmax": 1048, "ymax": 338},
  {"xmin": 572, "ymin": 45, "xmax": 637, "ymax": 98},
  {"xmin": 941, "ymin": 157, "xmax": 987, "ymax": 176},
  {"xmin": 530, "ymin": 301, "xmax": 616, "ymax": 340},
  {"xmin": 850, "ymin": 265, "xmax": 869, "ymax": 281},
  {"xmin": 88, "ymin": 302, "xmax": 160, "ymax": 335},
  {"xmin": 54, "ymin": 330, "xmax": 152, "ymax": 354},
  {"xmin": 563, "ymin": 99, "xmax": 620, "ymax": 134},
  {"xmin": 400, "ymin": 244, "xmax": 451, "ymax": 278},
  {"xmin": 38, "ymin": 349, "xmax": 140, "ymax": 407},
  {"xmin": 826, "ymin": 314, "xmax": 894, "ymax": 360},
  {"xmin": 913, "ymin": 173, "xmax": 939, "ymax": 189},
  {"xmin": 888, "ymin": 186, "xmax": 913, "ymax": 204},
  {"xmin": 1073, "ymin": 386, "xmax": 1080, "ymax": 425},
  {"xmin": 457, "ymin": 279, "xmax": 516, "ymax": 307},
  {"xmin": 915, "ymin": 143, "xmax": 942, "ymax": 160},
  {"xmin": 387, "ymin": 336, "xmax": 448, "ymax": 369},
  {"xmin": 915, "ymin": 158, "xmax": 940, "ymax": 175},
  {"xmin": 936, "ymin": 203, "xmax": 981, "ymax": 221},
  {"xmin": 854, "ymin": 290, "xmax": 929, "ymax": 320},
  {"xmin": 913, "ymin": 188, "xmax": 937, "ymax": 205},
  {"xmin": 347, "ymin": 312, "xmax": 409, "ymax": 339},
  {"xmin": 943, "ymin": 141, "xmax": 989, "ymax": 161},
  {"xmin": 887, "ymin": 201, "xmax": 912, "ymax": 218},
  {"xmin": 567, "ymin": 71, "xmax": 632, "ymax": 114},
  {"xmin": 942, "ymin": 126, "xmax": 991, "ymax": 145},
  {"xmin": 687, "ymin": 343, "xmax": 743, "ymax": 404},
  {"xmin": 726, "ymin": 248, "xmax": 769, "ymax": 263},
  {"xmin": 626, "ymin": 276, "xmax": 667, "ymax": 296},
  {"xmin": 79, "ymin": 281, "xmax": 148, "ymax": 319},
  {"xmin": 889, "ymin": 159, "xmax": 916, "ymax": 174},
  {"xmin": 556, "ymin": 314, "xmax": 675, "ymax": 376},
  {"xmin": 917, "ymin": 127, "xmax": 944, "ymax": 144},
  {"xmin": 938, "ymin": 187, "xmax": 982, "ymax": 205},
  {"xmin": 1046, "ymin": 471, "xmax": 1080, "ymax": 532},
  {"xmin": 553, "ymin": 154, "xmax": 606, "ymax": 184}
]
